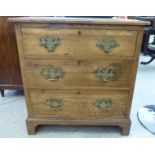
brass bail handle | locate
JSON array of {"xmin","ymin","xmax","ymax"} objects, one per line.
[
  {"xmin": 95, "ymin": 68, "xmax": 118, "ymax": 82},
  {"xmin": 95, "ymin": 99, "xmax": 112, "ymax": 110},
  {"xmin": 41, "ymin": 67, "xmax": 63, "ymax": 81},
  {"xmin": 40, "ymin": 37, "xmax": 61, "ymax": 52},
  {"xmin": 46, "ymin": 99, "xmax": 64, "ymax": 109},
  {"xmin": 96, "ymin": 39, "xmax": 119, "ymax": 53}
]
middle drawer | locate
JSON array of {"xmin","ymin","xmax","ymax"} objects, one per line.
[{"xmin": 25, "ymin": 59, "xmax": 133, "ymax": 89}]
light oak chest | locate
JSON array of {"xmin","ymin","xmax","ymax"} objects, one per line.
[{"xmin": 10, "ymin": 17, "xmax": 149, "ymax": 135}]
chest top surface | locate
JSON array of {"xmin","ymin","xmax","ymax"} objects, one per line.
[{"xmin": 8, "ymin": 17, "xmax": 150, "ymax": 26}]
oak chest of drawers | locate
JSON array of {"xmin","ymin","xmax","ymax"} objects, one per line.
[{"xmin": 10, "ymin": 17, "xmax": 149, "ymax": 135}]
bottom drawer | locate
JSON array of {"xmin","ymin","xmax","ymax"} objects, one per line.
[{"xmin": 29, "ymin": 89, "xmax": 129, "ymax": 119}]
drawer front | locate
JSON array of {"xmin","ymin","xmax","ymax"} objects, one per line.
[
  {"xmin": 21, "ymin": 28, "xmax": 137, "ymax": 59},
  {"xmin": 25, "ymin": 59, "xmax": 133, "ymax": 89},
  {"xmin": 30, "ymin": 89, "xmax": 128, "ymax": 118}
]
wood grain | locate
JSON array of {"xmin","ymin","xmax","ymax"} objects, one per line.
[
  {"xmin": 10, "ymin": 17, "xmax": 147, "ymax": 135},
  {"xmin": 25, "ymin": 59, "xmax": 133, "ymax": 89},
  {"xmin": 0, "ymin": 17, "xmax": 22, "ymax": 96},
  {"xmin": 21, "ymin": 28, "xmax": 137, "ymax": 59},
  {"xmin": 30, "ymin": 89, "xmax": 128, "ymax": 119},
  {"xmin": 126, "ymin": 27, "xmax": 144, "ymax": 117},
  {"xmin": 14, "ymin": 24, "xmax": 32, "ymax": 116},
  {"xmin": 26, "ymin": 117, "xmax": 131, "ymax": 135},
  {"xmin": 8, "ymin": 17, "xmax": 150, "ymax": 25}
]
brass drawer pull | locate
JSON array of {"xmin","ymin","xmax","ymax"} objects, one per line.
[
  {"xmin": 96, "ymin": 39, "xmax": 119, "ymax": 53},
  {"xmin": 40, "ymin": 37, "xmax": 61, "ymax": 52},
  {"xmin": 95, "ymin": 68, "xmax": 117, "ymax": 82},
  {"xmin": 41, "ymin": 67, "xmax": 63, "ymax": 81},
  {"xmin": 96, "ymin": 99, "xmax": 112, "ymax": 110},
  {"xmin": 46, "ymin": 99, "xmax": 63, "ymax": 109}
]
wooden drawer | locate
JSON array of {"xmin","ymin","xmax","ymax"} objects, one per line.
[
  {"xmin": 21, "ymin": 28, "xmax": 137, "ymax": 59},
  {"xmin": 25, "ymin": 59, "xmax": 133, "ymax": 89},
  {"xmin": 29, "ymin": 89, "xmax": 128, "ymax": 119}
]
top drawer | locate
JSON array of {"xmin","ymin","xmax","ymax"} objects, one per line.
[{"xmin": 21, "ymin": 28, "xmax": 137, "ymax": 59}]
